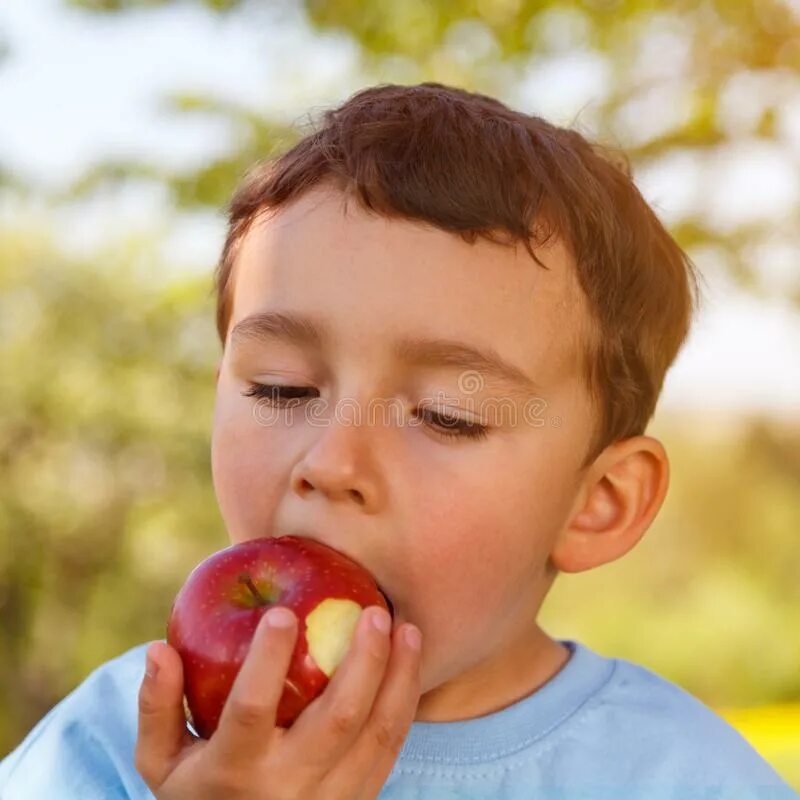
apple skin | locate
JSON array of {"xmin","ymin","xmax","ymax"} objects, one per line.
[{"xmin": 166, "ymin": 535, "xmax": 392, "ymax": 738}]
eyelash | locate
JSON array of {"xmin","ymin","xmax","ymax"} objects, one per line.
[{"xmin": 241, "ymin": 383, "xmax": 490, "ymax": 441}]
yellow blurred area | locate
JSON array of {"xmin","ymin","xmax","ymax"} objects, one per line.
[{"xmin": 718, "ymin": 704, "xmax": 800, "ymax": 790}]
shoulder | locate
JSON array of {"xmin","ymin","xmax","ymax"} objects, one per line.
[
  {"xmin": 583, "ymin": 652, "xmax": 796, "ymax": 793},
  {"xmin": 0, "ymin": 642, "xmax": 155, "ymax": 800},
  {"xmin": 603, "ymin": 655, "xmax": 760, "ymax": 749}
]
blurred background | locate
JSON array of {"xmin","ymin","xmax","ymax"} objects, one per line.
[{"xmin": 1, "ymin": 0, "xmax": 799, "ymax": 787}]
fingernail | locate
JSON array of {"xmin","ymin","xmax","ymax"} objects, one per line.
[
  {"xmin": 370, "ymin": 608, "xmax": 391, "ymax": 634},
  {"xmin": 145, "ymin": 652, "xmax": 160, "ymax": 680},
  {"xmin": 404, "ymin": 625, "xmax": 422, "ymax": 650},
  {"xmin": 266, "ymin": 606, "xmax": 295, "ymax": 628}
]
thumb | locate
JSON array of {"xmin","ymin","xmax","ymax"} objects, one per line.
[{"xmin": 135, "ymin": 641, "xmax": 193, "ymax": 790}]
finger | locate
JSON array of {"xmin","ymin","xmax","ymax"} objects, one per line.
[
  {"xmin": 210, "ymin": 606, "xmax": 298, "ymax": 767},
  {"xmin": 323, "ymin": 622, "xmax": 422, "ymax": 800},
  {"xmin": 280, "ymin": 605, "xmax": 392, "ymax": 776},
  {"xmin": 134, "ymin": 641, "xmax": 197, "ymax": 790}
]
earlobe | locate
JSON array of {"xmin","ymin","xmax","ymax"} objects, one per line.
[{"xmin": 550, "ymin": 436, "xmax": 670, "ymax": 574}]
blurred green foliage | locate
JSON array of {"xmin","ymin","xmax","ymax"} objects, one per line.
[
  {"xmin": 65, "ymin": 0, "xmax": 245, "ymax": 11},
  {"xmin": 1, "ymin": 0, "xmax": 798, "ymax": 790},
  {"xmin": 50, "ymin": 0, "xmax": 800, "ymax": 304},
  {"xmin": 542, "ymin": 415, "xmax": 800, "ymax": 708},
  {"xmin": 0, "ymin": 222, "xmax": 223, "ymax": 752}
]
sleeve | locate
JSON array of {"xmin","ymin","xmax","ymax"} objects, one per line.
[{"xmin": 0, "ymin": 644, "xmax": 156, "ymax": 800}]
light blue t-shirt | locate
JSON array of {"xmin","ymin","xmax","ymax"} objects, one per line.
[{"xmin": 1, "ymin": 638, "xmax": 796, "ymax": 799}]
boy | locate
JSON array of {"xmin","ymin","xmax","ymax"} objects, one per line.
[{"xmin": 1, "ymin": 82, "xmax": 796, "ymax": 799}]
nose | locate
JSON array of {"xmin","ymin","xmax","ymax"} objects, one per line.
[{"xmin": 289, "ymin": 415, "xmax": 382, "ymax": 512}]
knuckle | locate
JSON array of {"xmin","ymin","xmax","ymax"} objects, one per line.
[
  {"xmin": 137, "ymin": 686, "xmax": 159, "ymax": 717},
  {"xmin": 327, "ymin": 699, "xmax": 360, "ymax": 735},
  {"xmin": 370, "ymin": 714, "xmax": 404, "ymax": 755},
  {"xmin": 133, "ymin": 745, "xmax": 155, "ymax": 785},
  {"xmin": 365, "ymin": 639, "xmax": 388, "ymax": 662},
  {"xmin": 228, "ymin": 697, "xmax": 270, "ymax": 729}
]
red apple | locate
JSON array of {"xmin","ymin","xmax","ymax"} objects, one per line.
[{"xmin": 166, "ymin": 535, "xmax": 393, "ymax": 738}]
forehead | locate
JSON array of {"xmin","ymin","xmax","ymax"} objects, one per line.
[{"xmin": 228, "ymin": 185, "xmax": 587, "ymax": 387}]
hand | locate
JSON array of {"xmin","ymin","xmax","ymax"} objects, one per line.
[{"xmin": 134, "ymin": 605, "xmax": 423, "ymax": 800}]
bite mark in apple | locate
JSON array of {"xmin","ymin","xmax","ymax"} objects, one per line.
[{"xmin": 305, "ymin": 597, "xmax": 362, "ymax": 677}]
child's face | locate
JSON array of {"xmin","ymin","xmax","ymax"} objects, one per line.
[{"xmin": 212, "ymin": 184, "xmax": 595, "ymax": 721}]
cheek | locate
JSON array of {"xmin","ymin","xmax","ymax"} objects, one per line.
[
  {"xmin": 211, "ymin": 392, "xmax": 287, "ymax": 542},
  {"xmin": 394, "ymin": 480, "xmax": 517, "ymax": 616},
  {"xmin": 397, "ymin": 444, "xmax": 572, "ymax": 660},
  {"xmin": 398, "ymin": 510, "xmax": 530, "ymax": 692}
]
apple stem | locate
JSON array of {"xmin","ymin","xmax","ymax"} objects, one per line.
[{"xmin": 238, "ymin": 573, "xmax": 267, "ymax": 605}]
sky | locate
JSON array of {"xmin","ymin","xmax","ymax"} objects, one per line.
[{"xmin": 1, "ymin": 0, "xmax": 799, "ymax": 419}]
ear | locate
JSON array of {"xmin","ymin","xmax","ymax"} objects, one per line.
[
  {"xmin": 550, "ymin": 435, "xmax": 670, "ymax": 574},
  {"xmin": 215, "ymin": 361, "xmax": 221, "ymax": 387}
]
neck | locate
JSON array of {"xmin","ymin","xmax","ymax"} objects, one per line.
[{"xmin": 414, "ymin": 626, "xmax": 571, "ymax": 722}]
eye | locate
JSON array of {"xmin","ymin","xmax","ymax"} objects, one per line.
[
  {"xmin": 241, "ymin": 382, "xmax": 319, "ymax": 407},
  {"xmin": 416, "ymin": 407, "xmax": 489, "ymax": 441},
  {"xmin": 240, "ymin": 385, "xmax": 490, "ymax": 441}
]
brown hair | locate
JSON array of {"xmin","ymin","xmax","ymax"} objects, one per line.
[{"xmin": 214, "ymin": 82, "xmax": 702, "ymax": 470}]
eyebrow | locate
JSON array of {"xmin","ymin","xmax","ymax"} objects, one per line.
[{"xmin": 230, "ymin": 310, "xmax": 543, "ymax": 398}]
